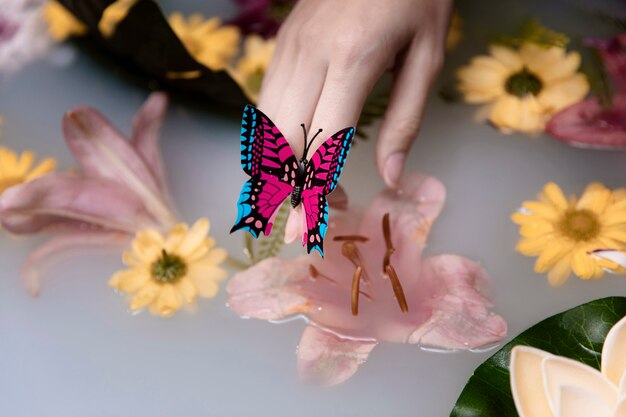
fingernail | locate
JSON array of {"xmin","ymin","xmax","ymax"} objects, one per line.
[{"xmin": 383, "ymin": 153, "xmax": 405, "ymax": 188}]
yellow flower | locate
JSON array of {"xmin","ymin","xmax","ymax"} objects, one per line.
[
  {"xmin": 445, "ymin": 13, "xmax": 462, "ymax": 52},
  {"xmin": 457, "ymin": 43, "xmax": 589, "ymax": 134},
  {"xmin": 98, "ymin": 0, "xmax": 138, "ymax": 38},
  {"xmin": 108, "ymin": 218, "xmax": 228, "ymax": 317},
  {"xmin": 169, "ymin": 13, "xmax": 240, "ymax": 71},
  {"xmin": 41, "ymin": 1, "xmax": 88, "ymax": 41},
  {"xmin": 228, "ymin": 35, "xmax": 276, "ymax": 103},
  {"xmin": 0, "ymin": 147, "xmax": 57, "ymax": 195},
  {"xmin": 512, "ymin": 182, "xmax": 626, "ymax": 286}
]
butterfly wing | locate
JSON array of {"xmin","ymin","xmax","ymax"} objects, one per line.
[
  {"xmin": 301, "ymin": 127, "xmax": 355, "ymax": 255},
  {"xmin": 231, "ymin": 105, "xmax": 299, "ymax": 237}
]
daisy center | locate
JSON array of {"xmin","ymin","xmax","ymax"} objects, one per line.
[
  {"xmin": 246, "ymin": 68, "xmax": 265, "ymax": 94},
  {"xmin": 151, "ymin": 250, "xmax": 187, "ymax": 283},
  {"xmin": 558, "ymin": 209, "xmax": 601, "ymax": 241},
  {"xmin": 505, "ymin": 68, "xmax": 543, "ymax": 97}
]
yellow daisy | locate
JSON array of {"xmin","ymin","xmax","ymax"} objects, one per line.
[
  {"xmin": 0, "ymin": 147, "xmax": 57, "ymax": 195},
  {"xmin": 41, "ymin": 1, "xmax": 88, "ymax": 41},
  {"xmin": 457, "ymin": 43, "xmax": 589, "ymax": 134},
  {"xmin": 98, "ymin": 0, "xmax": 138, "ymax": 38},
  {"xmin": 228, "ymin": 35, "xmax": 276, "ymax": 103},
  {"xmin": 169, "ymin": 13, "xmax": 240, "ymax": 71},
  {"xmin": 108, "ymin": 218, "xmax": 228, "ymax": 317},
  {"xmin": 512, "ymin": 182, "xmax": 626, "ymax": 286}
]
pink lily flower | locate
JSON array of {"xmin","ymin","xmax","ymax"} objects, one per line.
[
  {"xmin": 227, "ymin": 173, "xmax": 507, "ymax": 386},
  {"xmin": 546, "ymin": 34, "xmax": 626, "ymax": 148},
  {"xmin": 0, "ymin": 92, "xmax": 177, "ymax": 295}
]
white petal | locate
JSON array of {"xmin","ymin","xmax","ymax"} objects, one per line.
[
  {"xmin": 543, "ymin": 356, "xmax": 619, "ymax": 414},
  {"xmin": 593, "ymin": 250, "xmax": 626, "ymax": 268},
  {"xmin": 614, "ymin": 396, "xmax": 626, "ymax": 417},
  {"xmin": 602, "ymin": 316, "xmax": 626, "ymax": 387},
  {"xmin": 510, "ymin": 346, "xmax": 555, "ymax": 417},
  {"xmin": 557, "ymin": 385, "xmax": 613, "ymax": 417}
]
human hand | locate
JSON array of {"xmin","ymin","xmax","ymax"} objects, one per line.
[{"xmin": 257, "ymin": 0, "xmax": 453, "ymax": 187}]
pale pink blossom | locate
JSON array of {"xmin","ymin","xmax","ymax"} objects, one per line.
[{"xmin": 228, "ymin": 173, "xmax": 507, "ymax": 386}]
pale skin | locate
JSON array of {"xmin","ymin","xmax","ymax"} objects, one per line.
[{"xmin": 257, "ymin": 0, "xmax": 454, "ymax": 188}]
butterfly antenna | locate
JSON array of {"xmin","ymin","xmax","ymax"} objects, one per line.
[
  {"xmin": 304, "ymin": 128, "xmax": 323, "ymax": 159},
  {"xmin": 300, "ymin": 123, "xmax": 309, "ymax": 155}
]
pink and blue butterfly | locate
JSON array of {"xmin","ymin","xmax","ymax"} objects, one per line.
[{"xmin": 230, "ymin": 105, "xmax": 355, "ymax": 256}]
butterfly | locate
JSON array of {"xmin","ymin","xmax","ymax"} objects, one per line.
[{"xmin": 231, "ymin": 105, "xmax": 355, "ymax": 257}]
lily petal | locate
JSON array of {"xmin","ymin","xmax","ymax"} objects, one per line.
[
  {"xmin": 227, "ymin": 257, "xmax": 311, "ymax": 320},
  {"xmin": 542, "ymin": 356, "xmax": 619, "ymax": 415},
  {"xmin": 592, "ymin": 250, "xmax": 626, "ymax": 268},
  {"xmin": 130, "ymin": 92, "xmax": 172, "ymax": 202},
  {"xmin": 22, "ymin": 231, "xmax": 128, "ymax": 296},
  {"xmin": 407, "ymin": 255, "xmax": 508, "ymax": 349},
  {"xmin": 0, "ymin": 173, "xmax": 156, "ymax": 234},
  {"xmin": 601, "ymin": 316, "xmax": 626, "ymax": 387},
  {"xmin": 510, "ymin": 346, "xmax": 555, "ymax": 417},
  {"xmin": 557, "ymin": 385, "xmax": 613, "ymax": 417},
  {"xmin": 296, "ymin": 325, "xmax": 377, "ymax": 387},
  {"xmin": 63, "ymin": 103, "xmax": 175, "ymax": 227},
  {"xmin": 615, "ymin": 395, "xmax": 626, "ymax": 417}
]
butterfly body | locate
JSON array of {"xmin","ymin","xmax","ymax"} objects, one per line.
[{"xmin": 231, "ymin": 105, "xmax": 355, "ymax": 256}]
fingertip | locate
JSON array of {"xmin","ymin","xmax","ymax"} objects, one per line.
[{"xmin": 382, "ymin": 152, "xmax": 405, "ymax": 189}]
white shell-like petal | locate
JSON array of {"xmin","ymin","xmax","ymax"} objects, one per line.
[
  {"xmin": 557, "ymin": 386, "xmax": 613, "ymax": 417},
  {"xmin": 593, "ymin": 250, "xmax": 626, "ymax": 267},
  {"xmin": 543, "ymin": 356, "xmax": 619, "ymax": 414},
  {"xmin": 614, "ymin": 396, "xmax": 626, "ymax": 417},
  {"xmin": 602, "ymin": 316, "xmax": 626, "ymax": 388},
  {"xmin": 510, "ymin": 346, "xmax": 555, "ymax": 417}
]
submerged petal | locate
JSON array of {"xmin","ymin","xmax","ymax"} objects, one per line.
[
  {"xmin": 227, "ymin": 257, "xmax": 311, "ymax": 320},
  {"xmin": 22, "ymin": 231, "xmax": 127, "ymax": 296},
  {"xmin": 407, "ymin": 255, "xmax": 507, "ymax": 349},
  {"xmin": 296, "ymin": 325, "xmax": 377, "ymax": 387}
]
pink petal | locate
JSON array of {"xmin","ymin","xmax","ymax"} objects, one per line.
[
  {"xmin": 22, "ymin": 231, "xmax": 129, "ymax": 296},
  {"xmin": 546, "ymin": 93, "xmax": 626, "ymax": 149},
  {"xmin": 0, "ymin": 173, "xmax": 156, "ymax": 234},
  {"xmin": 63, "ymin": 102, "xmax": 175, "ymax": 227},
  {"xmin": 360, "ymin": 173, "xmax": 446, "ymax": 258},
  {"xmin": 407, "ymin": 255, "xmax": 507, "ymax": 350},
  {"xmin": 226, "ymin": 257, "xmax": 311, "ymax": 320},
  {"xmin": 130, "ymin": 92, "xmax": 172, "ymax": 203},
  {"xmin": 297, "ymin": 325, "xmax": 377, "ymax": 386}
]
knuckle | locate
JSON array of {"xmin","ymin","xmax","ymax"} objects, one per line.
[{"xmin": 392, "ymin": 115, "xmax": 422, "ymax": 140}]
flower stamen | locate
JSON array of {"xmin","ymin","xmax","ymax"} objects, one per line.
[
  {"xmin": 386, "ymin": 265, "xmax": 409, "ymax": 313},
  {"xmin": 381, "ymin": 213, "xmax": 408, "ymax": 313},
  {"xmin": 150, "ymin": 249, "xmax": 187, "ymax": 283},
  {"xmin": 341, "ymin": 241, "xmax": 371, "ymax": 284},
  {"xmin": 557, "ymin": 208, "xmax": 601, "ymax": 242},
  {"xmin": 505, "ymin": 67, "xmax": 543, "ymax": 98},
  {"xmin": 333, "ymin": 235, "xmax": 370, "ymax": 242},
  {"xmin": 351, "ymin": 266, "xmax": 363, "ymax": 316}
]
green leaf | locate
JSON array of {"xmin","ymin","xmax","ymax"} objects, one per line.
[
  {"xmin": 493, "ymin": 19, "xmax": 570, "ymax": 49},
  {"xmin": 244, "ymin": 200, "xmax": 290, "ymax": 265},
  {"xmin": 450, "ymin": 297, "xmax": 626, "ymax": 417}
]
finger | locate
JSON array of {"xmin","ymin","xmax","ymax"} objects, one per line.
[
  {"xmin": 376, "ymin": 40, "xmax": 443, "ymax": 188},
  {"xmin": 257, "ymin": 40, "xmax": 327, "ymax": 156},
  {"xmin": 308, "ymin": 55, "xmax": 388, "ymax": 153}
]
